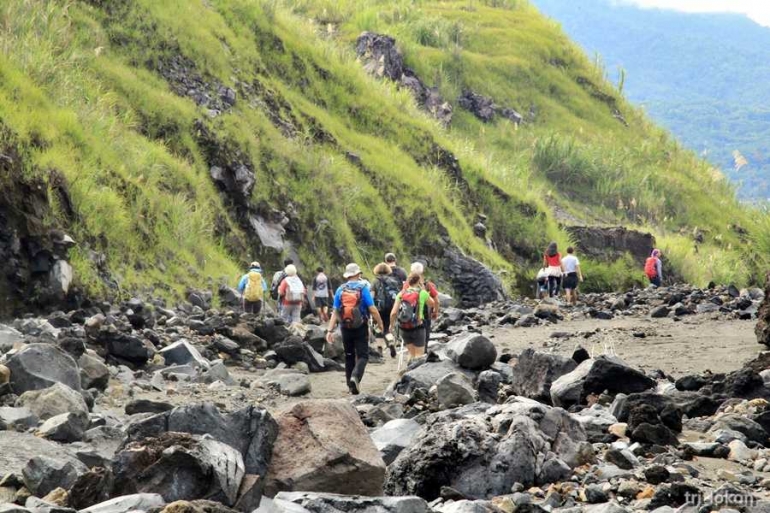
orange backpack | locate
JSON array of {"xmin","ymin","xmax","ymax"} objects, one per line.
[
  {"xmin": 644, "ymin": 257, "xmax": 658, "ymax": 279},
  {"xmin": 339, "ymin": 285, "xmax": 364, "ymax": 329}
]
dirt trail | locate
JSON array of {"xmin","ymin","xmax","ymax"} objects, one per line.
[{"xmin": 109, "ymin": 313, "xmax": 762, "ymax": 418}]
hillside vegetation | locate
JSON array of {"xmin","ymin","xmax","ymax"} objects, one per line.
[
  {"xmin": 0, "ymin": 0, "xmax": 767, "ymax": 310},
  {"xmin": 533, "ymin": 0, "xmax": 770, "ymax": 201}
]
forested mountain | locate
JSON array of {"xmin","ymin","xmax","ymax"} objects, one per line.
[
  {"xmin": 533, "ymin": 0, "xmax": 770, "ymax": 200},
  {"xmin": 1, "ymin": 0, "xmax": 768, "ymax": 313}
]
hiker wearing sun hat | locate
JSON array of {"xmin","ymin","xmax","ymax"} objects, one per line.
[
  {"xmin": 237, "ymin": 261, "xmax": 267, "ymax": 314},
  {"xmin": 326, "ymin": 263, "xmax": 385, "ymax": 395}
]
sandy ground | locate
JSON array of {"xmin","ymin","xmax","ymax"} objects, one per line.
[{"xmin": 106, "ymin": 313, "xmax": 763, "ymax": 417}]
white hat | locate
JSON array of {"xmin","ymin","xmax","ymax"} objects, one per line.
[
  {"xmin": 250, "ymin": 261, "xmax": 260, "ymax": 268},
  {"xmin": 343, "ymin": 263, "xmax": 362, "ymax": 278},
  {"xmin": 285, "ymin": 264, "xmax": 298, "ymax": 276}
]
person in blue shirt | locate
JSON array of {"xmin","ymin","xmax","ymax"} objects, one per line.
[
  {"xmin": 237, "ymin": 262, "xmax": 268, "ymax": 314},
  {"xmin": 326, "ymin": 263, "xmax": 384, "ymax": 395}
]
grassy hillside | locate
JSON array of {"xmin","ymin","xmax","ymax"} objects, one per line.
[{"xmin": 0, "ymin": 0, "xmax": 767, "ymax": 307}]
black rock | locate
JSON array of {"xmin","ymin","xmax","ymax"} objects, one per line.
[
  {"xmin": 644, "ymin": 465, "xmax": 671, "ymax": 485},
  {"xmin": 273, "ymin": 336, "xmax": 326, "ymax": 372},
  {"xmin": 125, "ymin": 399, "xmax": 174, "ymax": 415},
  {"xmin": 511, "ymin": 349, "xmax": 577, "ymax": 404}
]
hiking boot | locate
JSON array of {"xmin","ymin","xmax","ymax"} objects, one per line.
[
  {"xmin": 349, "ymin": 376, "xmax": 360, "ymax": 395},
  {"xmin": 389, "ymin": 344, "xmax": 396, "ymax": 358}
]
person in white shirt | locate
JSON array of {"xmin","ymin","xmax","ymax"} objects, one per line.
[{"xmin": 561, "ymin": 247, "xmax": 583, "ymax": 305}]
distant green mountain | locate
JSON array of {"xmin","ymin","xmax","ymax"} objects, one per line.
[{"xmin": 533, "ymin": 0, "xmax": 770, "ymax": 200}]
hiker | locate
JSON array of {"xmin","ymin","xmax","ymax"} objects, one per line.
[
  {"xmin": 237, "ymin": 262, "xmax": 267, "ymax": 314},
  {"xmin": 561, "ymin": 247, "xmax": 583, "ymax": 305},
  {"xmin": 311, "ymin": 266, "xmax": 330, "ymax": 322},
  {"xmin": 325, "ymin": 263, "xmax": 385, "ymax": 395},
  {"xmin": 372, "ymin": 262, "xmax": 401, "ymax": 358},
  {"xmin": 645, "ymin": 249, "xmax": 663, "ymax": 287},
  {"xmin": 270, "ymin": 258, "xmax": 294, "ymax": 313},
  {"xmin": 277, "ymin": 264, "xmax": 305, "ymax": 324},
  {"xmin": 408, "ymin": 262, "xmax": 440, "ymax": 342},
  {"xmin": 385, "ymin": 252, "xmax": 408, "ymax": 287},
  {"xmin": 543, "ymin": 242, "xmax": 564, "ymax": 298},
  {"xmin": 536, "ymin": 267, "xmax": 549, "ymax": 299},
  {"xmin": 390, "ymin": 272, "xmax": 435, "ymax": 361}
]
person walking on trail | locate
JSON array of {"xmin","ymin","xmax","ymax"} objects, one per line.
[
  {"xmin": 326, "ymin": 263, "xmax": 385, "ymax": 395},
  {"xmin": 372, "ymin": 262, "xmax": 401, "ymax": 358},
  {"xmin": 407, "ymin": 262, "xmax": 440, "ymax": 343},
  {"xmin": 385, "ymin": 252, "xmax": 408, "ymax": 287},
  {"xmin": 270, "ymin": 258, "xmax": 293, "ymax": 313},
  {"xmin": 645, "ymin": 249, "xmax": 664, "ymax": 288},
  {"xmin": 543, "ymin": 242, "xmax": 564, "ymax": 298},
  {"xmin": 237, "ymin": 262, "xmax": 267, "ymax": 314},
  {"xmin": 311, "ymin": 266, "xmax": 330, "ymax": 322},
  {"xmin": 278, "ymin": 264, "xmax": 305, "ymax": 324},
  {"xmin": 561, "ymin": 247, "xmax": 583, "ymax": 305},
  {"xmin": 536, "ymin": 267, "xmax": 549, "ymax": 299},
  {"xmin": 391, "ymin": 272, "xmax": 435, "ymax": 362}
]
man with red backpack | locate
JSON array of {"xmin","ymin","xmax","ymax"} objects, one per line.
[
  {"xmin": 645, "ymin": 249, "xmax": 663, "ymax": 287},
  {"xmin": 326, "ymin": 263, "xmax": 385, "ymax": 395}
]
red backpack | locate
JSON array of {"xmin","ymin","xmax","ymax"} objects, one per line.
[
  {"xmin": 644, "ymin": 257, "xmax": 658, "ymax": 279},
  {"xmin": 397, "ymin": 288, "xmax": 422, "ymax": 330}
]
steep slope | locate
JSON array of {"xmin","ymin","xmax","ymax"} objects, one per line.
[
  {"xmin": 0, "ymin": 0, "xmax": 766, "ymax": 314},
  {"xmin": 533, "ymin": 0, "xmax": 770, "ymax": 200}
]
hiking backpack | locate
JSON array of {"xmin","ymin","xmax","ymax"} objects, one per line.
[
  {"xmin": 243, "ymin": 271, "xmax": 264, "ymax": 302},
  {"xmin": 397, "ymin": 288, "xmax": 422, "ymax": 330},
  {"xmin": 374, "ymin": 276, "xmax": 400, "ymax": 312},
  {"xmin": 338, "ymin": 285, "xmax": 364, "ymax": 329},
  {"xmin": 270, "ymin": 272, "xmax": 286, "ymax": 300},
  {"xmin": 285, "ymin": 276, "xmax": 304, "ymax": 303},
  {"xmin": 644, "ymin": 257, "xmax": 658, "ymax": 279}
]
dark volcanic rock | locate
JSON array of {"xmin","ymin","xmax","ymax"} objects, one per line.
[
  {"xmin": 443, "ymin": 248, "xmax": 506, "ymax": 307},
  {"xmin": 273, "ymin": 336, "xmax": 325, "ymax": 373},
  {"xmin": 7, "ymin": 344, "xmax": 81, "ymax": 394},
  {"xmin": 756, "ymin": 271, "xmax": 770, "ymax": 347},
  {"xmin": 445, "ymin": 334, "xmax": 497, "ymax": 370},
  {"xmin": 565, "ymin": 226, "xmax": 654, "ymax": 267},
  {"xmin": 511, "ymin": 349, "xmax": 577, "ymax": 404}
]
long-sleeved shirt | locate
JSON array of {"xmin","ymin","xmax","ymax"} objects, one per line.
[{"xmin": 237, "ymin": 268, "xmax": 268, "ymax": 294}]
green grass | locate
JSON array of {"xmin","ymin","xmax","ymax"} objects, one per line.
[{"xmin": 0, "ymin": 0, "xmax": 767, "ymax": 305}]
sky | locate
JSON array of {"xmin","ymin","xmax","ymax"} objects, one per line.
[{"xmin": 620, "ymin": 0, "xmax": 770, "ymax": 26}]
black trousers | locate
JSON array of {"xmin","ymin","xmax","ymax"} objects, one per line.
[
  {"xmin": 244, "ymin": 300, "xmax": 262, "ymax": 314},
  {"xmin": 424, "ymin": 317, "xmax": 433, "ymax": 344},
  {"xmin": 548, "ymin": 276, "xmax": 561, "ymax": 297},
  {"xmin": 378, "ymin": 308, "xmax": 392, "ymax": 337},
  {"xmin": 341, "ymin": 324, "xmax": 369, "ymax": 384}
]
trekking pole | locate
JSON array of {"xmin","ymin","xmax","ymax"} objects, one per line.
[{"xmin": 396, "ymin": 326, "xmax": 405, "ymax": 372}]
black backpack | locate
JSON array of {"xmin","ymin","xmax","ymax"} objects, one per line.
[
  {"xmin": 374, "ymin": 276, "xmax": 400, "ymax": 312},
  {"xmin": 270, "ymin": 272, "xmax": 286, "ymax": 300}
]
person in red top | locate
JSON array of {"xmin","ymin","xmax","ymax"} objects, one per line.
[
  {"xmin": 542, "ymin": 242, "xmax": 564, "ymax": 298},
  {"xmin": 405, "ymin": 262, "xmax": 440, "ymax": 343}
]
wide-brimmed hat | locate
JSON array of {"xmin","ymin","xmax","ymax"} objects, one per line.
[{"xmin": 343, "ymin": 263, "xmax": 362, "ymax": 278}]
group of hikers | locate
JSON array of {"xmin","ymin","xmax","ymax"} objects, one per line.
[
  {"xmin": 236, "ymin": 244, "xmax": 665, "ymax": 395},
  {"xmin": 536, "ymin": 242, "xmax": 665, "ymax": 302},
  {"xmin": 236, "ymin": 253, "xmax": 439, "ymax": 395}
]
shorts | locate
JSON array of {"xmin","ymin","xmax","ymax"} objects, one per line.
[
  {"xmin": 314, "ymin": 297, "xmax": 330, "ymax": 309},
  {"xmin": 400, "ymin": 327, "xmax": 426, "ymax": 348},
  {"xmin": 563, "ymin": 273, "xmax": 578, "ymax": 291}
]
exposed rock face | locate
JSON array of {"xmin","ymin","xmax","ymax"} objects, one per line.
[
  {"xmin": 457, "ymin": 90, "xmax": 523, "ymax": 125},
  {"xmin": 565, "ymin": 226, "xmax": 655, "ymax": 267},
  {"xmin": 384, "ymin": 398, "xmax": 589, "ymax": 500},
  {"xmin": 265, "ymin": 400, "xmax": 387, "ymax": 497},
  {"xmin": 756, "ymin": 271, "xmax": 770, "ymax": 347},
  {"xmin": 356, "ymin": 32, "xmax": 453, "ymax": 126},
  {"xmin": 157, "ymin": 54, "xmax": 236, "ymax": 116},
  {"xmin": 443, "ymin": 248, "xmax": 506, "ymax": 307}
]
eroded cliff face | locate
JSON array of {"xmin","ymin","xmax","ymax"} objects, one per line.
[
  {"xmin": 0, "ymin": 129, "xmax": 78, "ymax": 318},
  {"xmin": 565, "ymin": 226, "xmax": 655, "ymax": 266}
]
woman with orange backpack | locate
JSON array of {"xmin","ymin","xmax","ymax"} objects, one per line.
[
  {"xmin": 644, "ymin": 249, "xmax": 663, "ymax": 287},
  {"xmin": 390, "ymin": 273, "xmax": 436, "ymax": 362}
]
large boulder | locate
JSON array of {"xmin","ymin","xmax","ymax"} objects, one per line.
[
  {"xmin": 445, "ymin": 335, "xmax": 497, "ymax": 371},
  {"xmin": 371, "ymin": 419, "xmax": 422, "ymax": 465},
  {"xmin": 23, "ymin": 455, "xmax": 88, "ymax": 497},
  {"xmin": 270, "ymin": 492, "xmax": 430, "ymax": 513},
  {"xmin": 78, "ymin": 353, "xmax": 110, "ymax": 391},
  {"xmin": 0, "ymin": 431, "xmax": 81, "ymax": 480},
  {"xmin": 394, "ymin": 359, "xmax": 475, "ymax": 396},
  {"xmin": 159, "ymin": 340, "xmax": 210, "ymax": 369},
  {"xmin": 105, "ymin": 334, "xmax": 156, "ymax": 367},
  {"xmin": 6, "ymin": 344, "xmax": 81, "ymax": 394},
  {"xmin": 355, "ymin": 32, "xmax": 404, "ymax": 81},
  {"xmin": 550, "ymin": 356, "xmax": 656, "ymax": 408},
  {"xmin": 442, "ymin": 248, "xmax": 505, "ymax": 307},
  {"xmin": 273, "ymin": 337, "xmax": 325, "ymax": 373},
  {"xmin": 124, "ymin": 403, "xmax": 278, "ymax": 477},
  {"xmin": 113, "ymin": 432, "xmax": 245, "ymax": 506},
  {"xmin": 384, "ymin": 398, "xmax": 589, "ymax": 501},
  {"xmin": 16, "ymin": 382, "xmax": 89, "ymax": 421},
  {"xmin": 437, "ymin": 373, "xmax": 476, "ymax": 409},
  {"xmin": 37, "ymin": 412, "xmax": 89, "ymax": 443},
  {"xmin": 265, "ymin": 400, "xmax": 386, "ymax": 497},
  {"xmin": 511, "ymin": 349, "xmax": 577, "ymax": 404}
]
